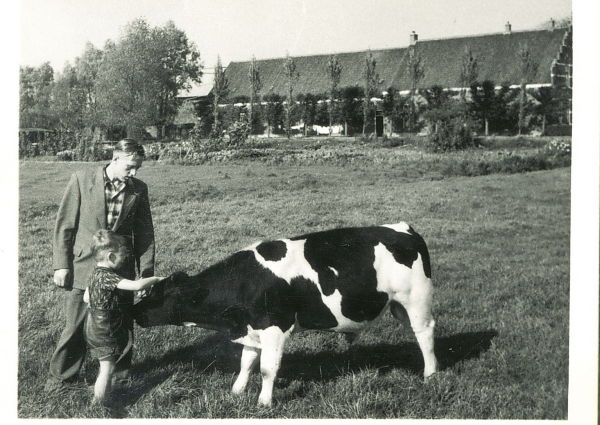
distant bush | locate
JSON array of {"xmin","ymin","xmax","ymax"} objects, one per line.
[
  {"xmin": 544, "ymin": 139, "xmax": 571, "ymax": 158},
  {"xmin": 56, "ymin": 150, "xmax": 75, "ymax": 161},
  {"xmin": 441, "ymin": 150, "xmax": 570, "ymax": 177},
  {"xmin": 545, "ymin": 124, "xmax": 572, "ymax": 137},
  {"xmin": 426, "ymin": 117, "xmax": 478, "ymax": 152},
  {"xmin": 227, "ymin": 120, "xmax": 250, "ymax": 146}
]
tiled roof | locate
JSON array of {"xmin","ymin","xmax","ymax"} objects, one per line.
[{"xmin": 222, "ymin": 28, "xmax": 569, "ymax": 98}]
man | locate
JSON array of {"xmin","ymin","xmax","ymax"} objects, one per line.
[{"xmin": 45, "ymin": 138, "xmax": 155, "ymax": 392}]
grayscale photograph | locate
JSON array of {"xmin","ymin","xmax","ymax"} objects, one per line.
[{"xmin": 13, "ymin": 0, "xmax": 598, "ymax": 421}]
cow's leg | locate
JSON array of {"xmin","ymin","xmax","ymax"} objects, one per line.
[
  {"xmin": 394, "ymin": 276, "xmax": 438, "ymax": 378},
  {"xmin": 257, "ymin": 325, "xmax": 289, "ymax": 406},
  {"xmin": 232, "ymin": 345, "xmax": 260, "ymax": 395}
]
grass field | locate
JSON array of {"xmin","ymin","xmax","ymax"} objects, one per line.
[{"xmin": 18, "ymin": 155, "xmax": 570, "ymax": 418}]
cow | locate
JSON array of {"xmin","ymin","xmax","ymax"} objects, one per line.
[{"xmin": 132, "ymin": 222, "xmax": 438, "ymax": 406}]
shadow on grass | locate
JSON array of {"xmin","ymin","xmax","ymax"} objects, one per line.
[
  {"xmin": 116, "ymin": 329, "xmax": 497, "ymax": 409},
  {"xmin": 279, "ymin": 329, "xmax": 498, "ymax": 381}
]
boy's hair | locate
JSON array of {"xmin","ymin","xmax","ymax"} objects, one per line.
[
  {"xmin": 113, "ymin": 138, "xmax": 145, "ymax": 158},
  {"xmin": 91, "ymin": 229, "xmax": 129, "ymax": 262}
]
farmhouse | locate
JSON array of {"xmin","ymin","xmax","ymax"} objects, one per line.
[
  {"xmin": 224, "ymin": 25, "xmax": 571, "ymax": 97},
  {"xmin": 178, "ymin": 22, "xmax": 572, "ymax": 136}
]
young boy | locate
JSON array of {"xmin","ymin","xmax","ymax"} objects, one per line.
[{"xmin": 84, "ymin": 229, "xmax": 163, "ymax": 404}]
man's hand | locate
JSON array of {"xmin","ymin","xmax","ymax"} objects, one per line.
[
  {"xmin": 83, "ymin": 288, "xmax": 90, "ymax": 304},
  {"xmin": 53, "ymin": 269, "xmax": 72, "ymax": 288}
]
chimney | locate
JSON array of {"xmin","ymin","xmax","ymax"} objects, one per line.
[
  {"xmin": 550, "ymin": 18, "xmax": 556, "ymax": 31},
  {"xmin": 409, "ymin": 31, "xmax": 418, "ymax": 46},
  {"xmin": 504, "ymin": 21, "xmax": 512, "ymax": 34}
]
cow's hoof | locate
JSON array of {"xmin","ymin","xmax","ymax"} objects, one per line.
[
  {"xmin": 424, "ymin": 370, "xmax": 439, "ymax": 381},
  {"xmin": 231, "ymin": 384, "xmax": 245, "ymax": 395},
  {"xmin": 257, "ymin": 396, "xmax": 272, "ymax": 407}
]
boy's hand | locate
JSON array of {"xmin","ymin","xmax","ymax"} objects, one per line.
[{"xmin": 134, "ymin": 289, "xmax": 149, "ymax": 304}]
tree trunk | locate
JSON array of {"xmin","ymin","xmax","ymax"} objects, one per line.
[
  {"xmin": 518, "ymin": 82, "xmax": 526, "ymax": 135},
  {"xmin": 541, "ymin": 114, "xmax": 546, "ymax": 136},
  {"xmin": 485, "ymin": 118, "xmax": 489, "ymax": 137},
  {"xmin": 328, "ymin": 98, "xmax": 333, "ymax": 136},
  {"xmin": 344, "ymin": 120, "xmax": 348, "ymax": 137}
]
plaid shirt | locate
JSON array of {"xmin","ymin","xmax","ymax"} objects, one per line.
[{"xmin": 104, "ymin": 167, "xmax": 126, "ymax": 230}]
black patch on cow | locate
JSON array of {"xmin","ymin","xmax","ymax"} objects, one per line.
[
  {"xmin": 256, "ymin": 240, "xmax": 287, "ymax": 262},
  {"xmin": 133, "ymin": 250, "xmax": 297, "ymax": 336},
  {"xmin": 289, "ymin": 277, "xmax": 338, "ymax": 329}
]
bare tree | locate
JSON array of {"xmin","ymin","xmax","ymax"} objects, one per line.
[
  {"xmin": 362, "ymin": 51, "xmax": 378, "ymax": 136},
  {"xmin": 459, "ymin": 45, "xmax": 479, "ymax": 104},
  {"xmin": 283, "ymin": 53, "xmax": 300, "ymax": 139},
  {"xmin": 326, "ymin": 55, "xmax": 342, "ymax": 136},
  {"xmin": 516, "ymin": 44, "xmax": 539, "ymax": 135},
  {"xmin": 406, "ymin": 47, "xmax": 425, "ymax": 132},
  {"xmin": 248, "ymin": 55, "xmax": 262, "ymax": 133},
  {"xmin": 212, "ymin": 56, "xmax": 229, "ymax": 136}
]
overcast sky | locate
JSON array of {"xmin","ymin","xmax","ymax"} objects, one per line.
[{"xmin": 20, "ymin": 0, "xmax": 572, "ymax": 72}]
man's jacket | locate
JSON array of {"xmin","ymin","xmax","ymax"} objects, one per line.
[{"xmin": 53, "ymin": 166, "xmax": 155, "ymax": 289}]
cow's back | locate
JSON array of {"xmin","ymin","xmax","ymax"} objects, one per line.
[{"xmin": 243, "ymin": 222, "xmax": 431, "ymax": 332}]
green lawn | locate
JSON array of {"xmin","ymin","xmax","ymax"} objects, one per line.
[{"xmin": 18, "ymin": 159, "xmax": 570, "ymax": 418}]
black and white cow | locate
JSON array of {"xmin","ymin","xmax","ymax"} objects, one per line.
[{"xmin": 132, "ymin": 223, "xmax": 438, "ymax": 406}]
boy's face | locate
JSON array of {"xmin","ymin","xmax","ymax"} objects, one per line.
[
  {"xmin": 110, "ymin": 153, "xmax": 143, "ymax": 182},
  {"xmin": 108, "ymin": 248, "xmax": 128, "ymax": 269}
]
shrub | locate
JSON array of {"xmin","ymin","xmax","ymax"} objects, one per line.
[
  {"xmin": 227, "ymin": 120, "xmax": 250, "ymax": 146},
  {"xmin": 56, "ymin": 150, "xmax": 75, "ymax": 161},
  {"xmin": 427, "ymin": 117, "xmax": 477, "ymax": 152},
  {"xmin": 544, "ymin": 139, "xmax": 571, "ymax": 158}
]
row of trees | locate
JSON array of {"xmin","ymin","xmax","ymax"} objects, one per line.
[
  {"xmin": 202, "ymin": 38, "xmax": 570, "ymax": 140},
  {"xmin": 20, "ymin": 18, "xmax": 202, "ymax": 139}
]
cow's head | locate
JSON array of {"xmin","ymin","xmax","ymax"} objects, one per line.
[{"xmin": 132, "ymin": 271, "xmax": 208, "ymax": 327}]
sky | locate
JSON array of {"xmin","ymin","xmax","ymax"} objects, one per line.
[{"xmin": 20, "ymin": 0, "xmax": 573, "ymax": 72}]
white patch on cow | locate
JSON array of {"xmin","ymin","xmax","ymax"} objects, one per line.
[
  {"xmin": 372, "ymin": 242, "xmax": 415, "ymax": 297},
  {"xmin": 182, "ymin": 322, "xmax": 198, "ymax": 327},
  {"xmin": 382, "ymin": 222, "xmax": 411, "ymax": 234},
  {"xmin": 232, "ymin": 324, "xmax": 262, "ymax": 348},
  {"xmin": 249, "ymin": 239, "xmax": 320, "ymax": 285},
  {"xmin": 328, "ymin": 266, "xmax": 339, "ymax": 277}
]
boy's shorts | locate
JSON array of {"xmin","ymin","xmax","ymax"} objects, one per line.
[{"xmin": 85, "ymin": 309, "xmax": 132, "ymax": 362}]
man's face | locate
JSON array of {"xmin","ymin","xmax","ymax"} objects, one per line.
[{"xmin": 110, "ymin": 153, "xmax": 143, "ymax": 182}]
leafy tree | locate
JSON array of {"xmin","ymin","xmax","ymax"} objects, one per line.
[
  {"xmin": 212, "ymin": 56, "xmax": 229, "ymax": 136},
  {"xmin": 531, "ymin": 86, "xmax": 557, "ymax": 134},
  {"xmin": 263, "ymin": 93, "xmax": 285, "ymax": 137},
  {"xmin": 19, "ymin": 62, "xmax": 55, "ymax": 128},
  {"xmin": 422, "ymin": 85, "xmax": 451, "ymax": 134},
  {"xmin": 516, "ymin": 43, "xmax": 539, "ymax": 135},
  {"xmin": 362, "ymin": 51, "xmax": 378, "ymax": 136},
  {"xmin": 74, "ymin": 42, "xmax": 104, "ymax": 129},
  {"xmin": 247, "ymin": 56, "xmax": 262, "ymax": 134},
  {"xmin": 51, "ymin": 63, "xmax": 87, "ymax": 130},
  {"xmin": 95, "ymin": 18, "xmax": 202, "ymax": 138},
  {"xmin": 326, "ymin": 55, "xmax": 342, "ymax": 135},
  {"xmin": 406, "ymin": 47, "xmax": 425, "ymax": 132},
  {"xmin": 470, "ymin": 80, "xmax": 496, "ymax": 136},
  {"xmin": 339, "ymin": 86, "xmax": 364, "ymax": 136},
  {"xmin": 283, "ymin": 53, "xmax": 300, "ymax": 139}
]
